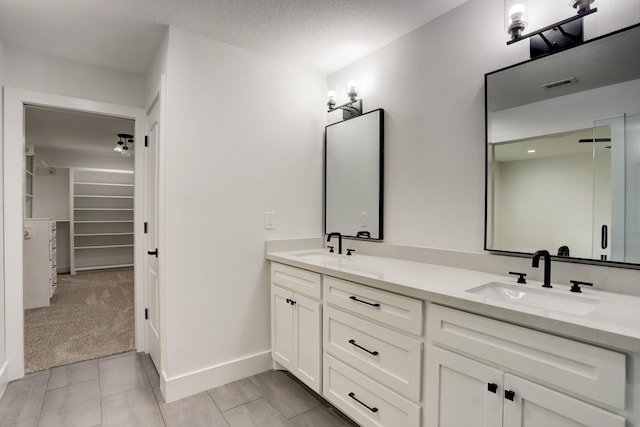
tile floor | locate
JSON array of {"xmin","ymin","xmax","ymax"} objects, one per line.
[{"xmin": 0, "ymin": 351, "xmax": 359, "ymax": 427}]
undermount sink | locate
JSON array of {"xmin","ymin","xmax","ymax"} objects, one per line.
[
  {"xmin": 466, "ymin": 282, "xmax": 602, "ymax": 316},
  {"xmin": 291, "ymin": 251, "xmax": 344, "ymax": 263}
]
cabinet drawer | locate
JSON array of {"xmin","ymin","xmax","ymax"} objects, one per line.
[
  {"xmin": 324, "ymin": 354, "xmax": 420, "ymax": 427},
  {"xmin": 324, "ymin": 306, "xmax": 422, "ymax": 401},
  {"xmin": 324, "ymin": 276, "xmax": 423, "ymax": 335},
  {"xmin": 271, "ymin": 263, "xmax": 321, "ymax": 299},
  {"xmin": 427, "ymin": 304, "xmax": 626, "ymax": 409}
]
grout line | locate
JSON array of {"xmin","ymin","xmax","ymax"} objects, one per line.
[{"xmin": 36, "ymin": 369, "xmax": 51, "ymax": 424}]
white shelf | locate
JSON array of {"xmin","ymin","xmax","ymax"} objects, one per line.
[
  {"xmin": 74, "ymin": 263, "xmax": 134, "ymax": 272},
  {"xmin": 74, "ymin": 208, "xmax": 134, "ymax": 211},
  {"xmin": 26, "ymin": 170, "xmax": 35, "ymax": 177},
  {"xmin": 74, "ymin": 195, "xmax": 134, "ymax": 199},
  {"xmin": 75, "ymin": 232, "xmax": 134, "ymax": 237},
  {"xmin": 75, "ymin": 244, "xmax": 134, "ymax": 250},
  {"xmin": 70, "ymin": 168, "xmax": 134, "ymax": 274},
  {"xmin": 75, "ymin": 181, "xmax": 134, "ymax": 187},
  {"xmin": 75, "ymin": 220, "xmax": 134, "ymax": 223}
]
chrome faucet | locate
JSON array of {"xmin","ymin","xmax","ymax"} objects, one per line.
[
  {"xmin": 327, "ymin": 232, "xmax": 343, "ymax": 255},
  {"xmin": 532, "ymin": 250, "xmax": 552, "ymax": 288}
]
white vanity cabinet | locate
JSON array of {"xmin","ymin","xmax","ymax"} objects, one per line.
[
  {"xmin": 270, "ymin": 263, "xmax": 322, "ymax": 393},
  {"xmin": 425, "ymin": 304, "xmax": 627, "ymax": 427},
  {"xmin": 323, "ymin": 276, "xmax": 423, "ymax": 427}
]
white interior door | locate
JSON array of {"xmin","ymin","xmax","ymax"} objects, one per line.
[{"xmin": 145, "ymin": 96, "xmax": 161, "ymax": 370}]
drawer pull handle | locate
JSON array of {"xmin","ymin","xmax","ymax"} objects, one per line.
[
  {"xmin": 349, "ymin": 296, "xmax": 381, "ymax": 307},
  {"xmin": 487, "ymin": 383, "xmax": 498, "ymax": 393},
  {"xmin": 505, "ymin": 390, "xmax": 515, "ymax": 401},
  {"xmin": 348, "ymin": 392, "xmax": 378, "ymax": 413},
  {"xmin": 348, "ymin": 339, "xmax": 379, "ymax": 356}
]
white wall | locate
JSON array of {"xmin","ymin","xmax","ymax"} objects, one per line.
[
  {"xmin": 3, "ymin": 45, "xmax": 146, "ymax": 107},
  {"xmin": 0, "ymin": 39, "xmax": 7, "ymax": 396},
  {"xmin": 326, "ymin": 0, "xmax": 640, "ymax": 252},
  {"xmin": 160, "ymin": 27, "xmax": 325, "ymax": 398}
]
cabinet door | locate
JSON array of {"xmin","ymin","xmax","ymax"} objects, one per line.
[
  {"xmin": 425, "ymin": 346, "xmax": 503, "ymax": 427},
  {"xmin": 294, "ymin": 293, "xmax": 322, "ymax": 393},
  {"xmin": 503, "ymin": 374, "xmax": 625, "ymax": 427},
  {"xmin": 271, "ymin": 286, "xmax": 294, "ymax": 370}
]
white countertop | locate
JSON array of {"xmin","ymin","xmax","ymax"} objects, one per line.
[{"xmin": 267, "ymin": 249, "xmax": 640, "ymax": 353}]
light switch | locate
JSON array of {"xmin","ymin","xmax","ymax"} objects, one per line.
[
  {"xmin": 361, "ymin": 212, "xmax": 368, "ymax": 227},
  {"xmin": 265, "ymin": 212, "xmax": 276, "ymax": 230}
]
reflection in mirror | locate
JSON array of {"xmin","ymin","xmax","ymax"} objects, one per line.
[
  {"xmin": 325, "ymin": 109, "xmax": 384, "ymax": 240},
  {"xmin": 485, "ymin": 23, "xmax": 640, "ymax": 266}
]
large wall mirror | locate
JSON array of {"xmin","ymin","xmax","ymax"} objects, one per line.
[
  {"xmin": 485, "ymin": 23, "xmax": 640, "ymax": 266},
  {"xmin": 325, "ymin": 109, "xmax": 384, "ymax": 240}
]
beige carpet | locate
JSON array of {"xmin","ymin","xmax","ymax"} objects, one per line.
[{"xmin": 24, "ymin": 269, "xmax": 135, "ymax": 373}]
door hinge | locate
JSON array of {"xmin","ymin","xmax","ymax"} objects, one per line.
[
  {"xmin": 145, "ymin": 308, "xmax": 149, "ymax": 320},
  {"xmin": 145, "ymin": 135, "xmax": 149, "ymax": 147},
  {"xmin": 144, "ymin": 222, "xmax": 148, "ymax": 234}
]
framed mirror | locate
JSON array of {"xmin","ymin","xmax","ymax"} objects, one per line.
[
  {"xmin": 325, "ymin": 109, "xmax": 384, "ymax": 240},
  {"xmin": 485, "ymin": 23, "xmax": 640, "ymax": 266}
]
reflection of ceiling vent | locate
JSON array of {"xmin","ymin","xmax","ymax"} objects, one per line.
[{"xmin": 541, "ymin": 77, "xmax": 579, "ymax": 89}]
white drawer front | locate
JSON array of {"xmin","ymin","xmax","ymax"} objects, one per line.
[
  {"xmin": 324, "ymin": 306, "xmax": 422, "ymax": 401},
  {"xmin": 323, "ymin": 354, "xmax": 421, "ymax": 427},
  {"xmin": 271, "ymin": 263, "xmax": 321, "ymax": 299},
  {"xmin": 324, "ymin": 276, "xmax": 423, "ymax": 335},
  {"xmin": 427, "ymin": 304, "xmax": 626, "ymax": 409}
]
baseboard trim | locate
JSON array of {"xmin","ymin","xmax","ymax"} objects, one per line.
[
  {"xmin": 0, "ymin": 361, "xmax": 9, "ymax": 400},
  {"xmin": 161, "ymin": 350, "xmax": 272, "ymax": 403}
]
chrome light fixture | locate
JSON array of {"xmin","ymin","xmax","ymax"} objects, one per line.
[
  {"xmin": 327, "ymin": 80, "xmax": 362, "ymax": 120},
  {"xmin": 506, "ymin": 0, "xmax": 597, "ymax": 58},
  {"xmin": 114, "ymin": 133, "xmax": 134, "ymax": 156}
]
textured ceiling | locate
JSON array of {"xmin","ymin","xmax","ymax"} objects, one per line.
[{"xmin": 0, "ymin": 0, "xmax": 469, "ymax": 75}]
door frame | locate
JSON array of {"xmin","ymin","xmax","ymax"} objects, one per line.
[{"xmin": 3, "ymin": 87, "xmax": 146, "ymax": 380}]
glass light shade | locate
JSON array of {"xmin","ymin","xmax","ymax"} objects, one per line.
[
  {"xmin": 347, "ymin": 80, "xmax": 358, "ymax": 101},
  {"xmin": 327, "ymin": 90, "xmax": 336, "ymax": 103},
  {"xmin": 505, "ymin": 0, "xmax": 528, "ymax": 36},
  {"xmin": 570, "ymin": 0, "xmax": 595, "ymax": 14}
]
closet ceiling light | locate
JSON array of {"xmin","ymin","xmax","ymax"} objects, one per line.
[{"xmin": 114, "ymin": 133, "xmax": 134, "ymax": 156}]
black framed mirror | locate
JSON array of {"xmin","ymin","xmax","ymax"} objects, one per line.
[
  {"xmin": 485, "ymin": 23, "xmax": 640, "ymax": 266},
  {"xmin": 324, "ymin": 109, "xmax": 384, "ymax": 240}
]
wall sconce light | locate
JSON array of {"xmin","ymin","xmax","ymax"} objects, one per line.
[
  {"xmin": 327, "ymin": 80, "xmax": 363, "ymax": 120},
  {"xmin": 506, "ymin": 1, "xmax": 528, "ymax": 40},
  {"xmin": 114, "ymin": 133, "xmax": 133, "ymax": 157},
  {"xmin": 506, "ymin": 0, "xmax": 597, "ymax": 58}
]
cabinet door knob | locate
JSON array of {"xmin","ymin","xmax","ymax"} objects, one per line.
[
  {"xmin": 488, "ymin": 383, "xmax": 498, "ymax": 393},
  {"xmin": 505, "ymin": 390, "xmax": 515, "ymax": 401}
]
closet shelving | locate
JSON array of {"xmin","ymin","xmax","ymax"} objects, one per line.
[
  {"xmin": 70, "ymin": 168, "xmax": 134, "ymax": 273},
  {"xmin": 25, "ymin": 153, "xmax": 34, "ymax": 218}
]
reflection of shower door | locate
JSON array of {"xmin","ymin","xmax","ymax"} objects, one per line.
[
  {"xmin": 591, "ymin": 119, "xmax": 616, "ymax": 261},
  {"xmin": 624, "ymin": 114, "xmax": 640, "ymax": 263}
]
